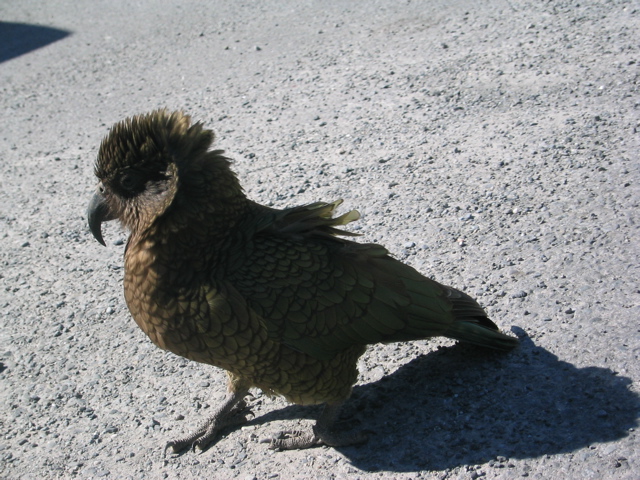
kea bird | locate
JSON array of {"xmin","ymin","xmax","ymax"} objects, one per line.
[{"xmin": 87, "ymin": 110, "xmax": 518, "ymax": 452}]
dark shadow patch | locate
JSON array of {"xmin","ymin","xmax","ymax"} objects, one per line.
[
  {"xmin": 0, "ymin": 22, "xmax": 71, "ymax": 63},
  {"xmin": 240, "ymin": 328, "xmax": 638, "ymax": 471},
  {"xmin": 336, "ymin": 328, "xmax": 639, "ymax": 471}
]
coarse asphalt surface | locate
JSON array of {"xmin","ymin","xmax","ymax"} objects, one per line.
[{"xmin": 1, "ymin": 1, "xmax": 638, "ymax": 479}]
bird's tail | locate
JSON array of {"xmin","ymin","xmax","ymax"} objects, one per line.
[
  {"xmin": 441, "ymin": 287, "xmax": 518, "ymax": 351},
  {"xmin": 445, "ymin": 318, "xmax": 519, "ymax": 350}
]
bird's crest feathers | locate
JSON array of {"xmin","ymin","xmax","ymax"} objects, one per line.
[{"xmin": 94, "ymin": 109, "xmax": 214, "ymax": 181}]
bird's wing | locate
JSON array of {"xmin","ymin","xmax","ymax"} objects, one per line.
[{"xmin": 227, "ymin": 201, "xmax": 460, "ymax": 360}]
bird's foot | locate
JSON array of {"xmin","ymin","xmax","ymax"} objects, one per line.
[
  {"xmin": 263, "ymin": 429, "xmax": 320, "ymax": 450},
  {"xmin": 264, "ymin": 402, "xmax": 369, "ymax": 450},
  {"xmin": 165, "ymin": 396, "xmax": 251, "ymax": 455},
  {"xmin": 264, "ymin": 426, "xmax": 369, "ymax": 450}
]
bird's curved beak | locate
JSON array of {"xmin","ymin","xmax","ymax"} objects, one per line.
[{"xmin": 87, "ymin": 187, "xmax": 115, "ymax": 246}]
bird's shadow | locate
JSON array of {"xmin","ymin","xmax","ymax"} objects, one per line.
[
  {"xmin": 0, "ymin": 22, "xmax": 70, "ymax": 63},
  {"xmin": 247, "ymin": 327, "xmax": 639, "ymax": 472}
]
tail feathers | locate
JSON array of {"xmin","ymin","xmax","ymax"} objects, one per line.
[
  {"xmin": 445, "ymin": 287, "xmax": 518, "ymax": 351},
  {"xmin": 446, "ymin": 319, "xmax": 519, "ymax": 351}
]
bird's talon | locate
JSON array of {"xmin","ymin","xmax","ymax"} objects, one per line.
[
  {"xmin": 164, "ymin": 438, "xmax": 194, "ymax": 456},
  {"xmin": 163, "ymin": 442, "xmax": 174, "ymax": 457}
]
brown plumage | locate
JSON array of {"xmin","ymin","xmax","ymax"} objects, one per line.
[{"xmin": 87, "ymin": 110, "xmax": 518, "ymax": 452}]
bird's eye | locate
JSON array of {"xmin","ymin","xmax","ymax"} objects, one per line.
[{"xmin": 118, "ymin": 171, "xmax": 144, "ymax": 193}]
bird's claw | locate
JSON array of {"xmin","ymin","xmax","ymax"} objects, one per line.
[
  {"xmin": 263, "ymin": 424, "xmax": 370, "ymax": 450},
  {"xmin": 165, "ymin": 396, "xmax": 254, "ymax": 455},
  {"xmin": 164, "ymin": 436, "xmax": 204, "ymax": 456},
  {"xmin": 262, "ymin": 429, "xmax": 321, "ymax": 450}
]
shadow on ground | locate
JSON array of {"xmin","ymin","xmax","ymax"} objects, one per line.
[
  {"xmin": 245, "ymin": 328, "xmax": 638, "ymax": 472},
  {"xmin": 0, "ymin": 22, "xmax": 70, "ymax": 63}
]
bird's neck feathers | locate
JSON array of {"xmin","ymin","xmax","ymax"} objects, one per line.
[{"xmin": 129, "ymin": 151, "xmax": 249, "ymax": 249}]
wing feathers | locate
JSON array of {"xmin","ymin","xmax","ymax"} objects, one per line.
[{"xmin": 230, "ymin": 199, "xmax": 516, "ymax": 360}]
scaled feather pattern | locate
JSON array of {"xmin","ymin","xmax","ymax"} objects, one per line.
[{"xmin": 87, "ymin": 110, "xmax": 518, "ymax": 451}]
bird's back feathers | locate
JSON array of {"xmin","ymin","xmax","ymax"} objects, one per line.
[
  {"xmin": 89, "ymin": 110, "xmax": 518, "ymax": 407},
  {"xmin": 227, "ymin": 199, "xmax": 517, "ymax": 361}
]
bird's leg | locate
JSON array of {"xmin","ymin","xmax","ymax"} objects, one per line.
[
  {"xmin": 165, "ymin": 384, "xmax": 250, "ymax": 454},
  {"xmin": 267, "ymin": 403, "xmax": 369, "ymax": 450}
]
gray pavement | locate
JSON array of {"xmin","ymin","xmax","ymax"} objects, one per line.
[{"xmin": 1, "ymin": 1, "xmax": 638, "ymax": 478}]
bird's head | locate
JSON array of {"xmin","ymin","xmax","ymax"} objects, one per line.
[{"xmin": 87, "ymin": 109, "xmax": 231, "ymax": 246}]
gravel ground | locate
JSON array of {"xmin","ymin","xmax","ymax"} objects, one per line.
[{"xmin": 1, "ymin": 0, "xmax": 639, "ymax": 479}]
